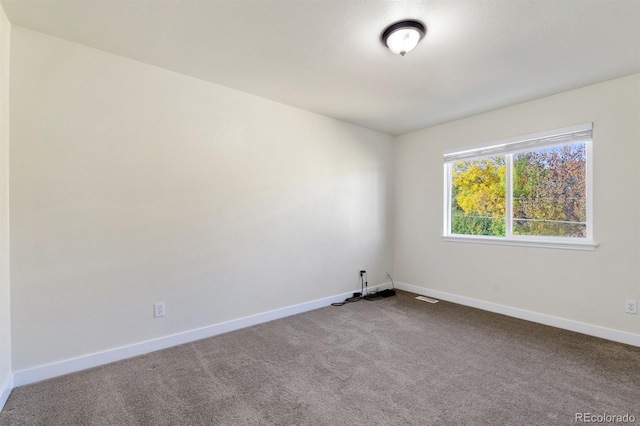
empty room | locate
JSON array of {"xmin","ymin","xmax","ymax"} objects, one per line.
[{"xmin": 0, "ymin": 0, "xmax": 639, "ymax": 424}]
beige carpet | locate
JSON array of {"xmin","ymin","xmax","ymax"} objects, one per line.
[{"xmin": 1, "ymin": 290, "xmax": 639, "ymax": 425}]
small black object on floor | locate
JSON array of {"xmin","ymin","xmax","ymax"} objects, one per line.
[
  {"xmin": 365, "ymin": 289, "xmax": 396, "ymax": 301},
  {"xmin": 378, "ymin": 289, "xmax": 396, "ymax": 298}
]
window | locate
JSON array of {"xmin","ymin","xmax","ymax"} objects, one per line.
[{"xmin": 443, "ymin": 124, "xmax": 596, "ymax": 250}]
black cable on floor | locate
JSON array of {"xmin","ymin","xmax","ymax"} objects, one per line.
[
  {"xmin": 331, "ymin": 295, "xmax": 362, "ymax": 307},
  {"xmin": 332, "ymin": 273, "xmax": 365, "ymax": 306}
]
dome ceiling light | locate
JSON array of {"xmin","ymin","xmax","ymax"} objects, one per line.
[{"xmin": 381, "ymin": 20, "xmax": 426, "ymax": 56}]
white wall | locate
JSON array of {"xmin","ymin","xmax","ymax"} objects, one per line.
[
  {"xmin": 395, "ymin": 74, "xmax": 640, "ymax": 337},
  {"xmin": 7, "ymin": 19, "xmax": 638, "ymax": 383},
  {"xmin": 9, "ymin": 27, "xmax": 394, "ymax": 371},
  {"xmin": 0, "ymin": 1, "xmax": 11, "ymax": 400}
]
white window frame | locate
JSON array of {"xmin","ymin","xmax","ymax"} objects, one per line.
[{"xmin": 443, "ymin": 123, "xmax": 597, "ymax": 251}]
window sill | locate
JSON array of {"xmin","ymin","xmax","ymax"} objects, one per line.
[{"xmin": 442, "ymin": 235, "xmax": 599, "ymax": 251}]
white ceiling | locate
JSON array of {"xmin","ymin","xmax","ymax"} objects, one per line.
[{"xmin": 2, "ymin": 0, "xmax": 640, "ymax": 136}]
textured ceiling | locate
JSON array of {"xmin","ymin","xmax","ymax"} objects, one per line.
[{"xmin": 2, "ymin": 0, "xmax": 640, "ymax": 135}]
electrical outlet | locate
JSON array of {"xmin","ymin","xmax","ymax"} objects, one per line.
[
  {"xmin": 154, "ymin": 302, "xmax": 165, "ymax": 318},
  {"xmin": 625, "ymin": 300, "xmax": 637, "ymax": 314}
]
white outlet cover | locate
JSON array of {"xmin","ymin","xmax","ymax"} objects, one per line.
[
  {"xmin": 154, "ymin": 303, "xmax": 165, "ymax": 318},
  {"xmin": 625, "ymin": 300, "xmax": 637, "ymax": 314}
]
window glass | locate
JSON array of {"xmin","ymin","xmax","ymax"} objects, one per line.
[
  {"xmin": 443, "ymin": 124, "xmax": 593, "ymax": 246},
  {"xmin": 451, "ymin": 157, "xmax": 506, "ymax": 236},
  {"xmin": 512, "ymin": 143, "xmax": 586, "ymax": 237}
]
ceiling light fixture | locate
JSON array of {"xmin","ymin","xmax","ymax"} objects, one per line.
[{"xmin": 382, "ymin": 20, "xmax": 426, "ymax": 56}]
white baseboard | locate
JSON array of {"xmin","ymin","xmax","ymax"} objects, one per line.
[
  {"xmin": 0, "ymin": 373, "xmax": 13, "ymax": 412},
  {"xmin": 15, "ymin": 279, "xmax": 631, "ymax": 402},
  {"xmin": 12, "ymin": 289, "xmax": 364, "ymax": 388},
  {"xmin": 396, "ymin": 281, "xmax": 640, "ymax": 347}
]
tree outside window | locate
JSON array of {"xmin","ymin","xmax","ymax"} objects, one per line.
[{"xmin": 445, "ymin": 125, "xmax": 592, "ymax": 245}]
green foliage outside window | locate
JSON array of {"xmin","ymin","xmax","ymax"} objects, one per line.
[
  {"xmin": 450, "ymin": 143, "xmax": 586, "ymax": 238},
  {"xmin": 451, "ymin": 157, "xmax": 506, "ymax": 236}
]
